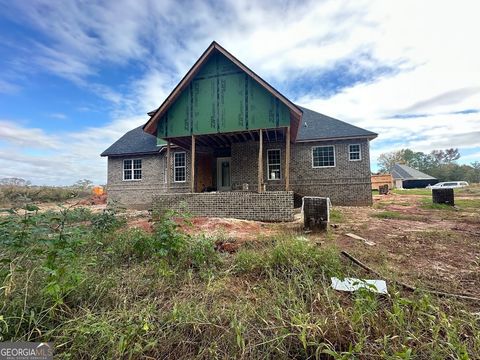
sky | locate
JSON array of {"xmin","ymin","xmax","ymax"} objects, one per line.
[{"xmin": 0, "ymin": 0, "xmax": 479, "ymax": 185}]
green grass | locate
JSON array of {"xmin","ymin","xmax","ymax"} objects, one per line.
[
  {"xmin": 329, "ymin": 208, "xmax": 344, "ymax": 223},
  {"xmin": 372, "ymin": 210, "xmax": 421, "ymax": 221},
  {"xmin": 419, "ymin": 197, "xmax": 480, "ymax": 210},
  {"xmin": 456, "ymin": 198, "xmax": 480, "ymax": 209},
  {"xmin": 1, "ymin": 206, "xmax": 479, "ymax": 358},
  {"xmin": 420, "ymin": 198, "xmax": 456, "ymax": 211},
  {"xmin": 391, "ymin": 188, "xmax": 432, "ymax": 196}
]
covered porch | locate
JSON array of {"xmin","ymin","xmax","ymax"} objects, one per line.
[{"xmin": 164, "ymin": 127, "xmax": 292, "ymax": 193}]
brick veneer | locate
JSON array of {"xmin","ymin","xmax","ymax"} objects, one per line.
[
  {"xmin": 152, "ymin": 191, "xmax": 294, "ymax": 221},
  {"xmin": 106, "ymin": 137, "xmax": 373, "ymax": 211}
]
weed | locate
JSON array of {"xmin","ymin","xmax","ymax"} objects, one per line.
[
  {"xmin": 91, "ymin": 207, "xmax": 125, "ymax": 233},
  {"xmin": 372, "ymin": 210, "xmax": 420, "ymax": 221},
  {"xmin": 329, "ymin": 208, "xmax": 344, "ymax": 223},
  {"xmin": 1, "ymin": 206, "xmax": 480, "ymax": 358}
]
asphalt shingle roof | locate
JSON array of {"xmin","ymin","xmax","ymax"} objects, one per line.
[
  {"xmin": 296, "ymin": 106, "xmax": 377, "ymax": 141},
  {"xmin": 391, "ymin": 163, "xmax": 436, "ymax": 180},
  {"xmin": 100, "ymin": 126, "xmax": 164, "ymax": 157},
  {"xmin": 101, "ymin": 107, "xmax": 377, "ymax": 156}
]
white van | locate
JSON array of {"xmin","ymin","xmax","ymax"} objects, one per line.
[{"xmin": 427, "ymin": 181, "xmax": 469, "ymax": 189}]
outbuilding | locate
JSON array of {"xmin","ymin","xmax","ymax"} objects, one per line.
[{"xmin": 391, "ymin": 163, "xmax": 438, "ymax": 189}]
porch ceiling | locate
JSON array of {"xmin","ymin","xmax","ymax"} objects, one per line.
[{"xmin": 164, "ymin": 128, "xmax": 287, "ymax": 150}]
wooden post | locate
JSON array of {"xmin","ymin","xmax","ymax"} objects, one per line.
[
  {"xmin": 285, "ymin": 126, "xmax": 290, "ymax": 191},
  {"xmin": 166, "ymin": 140, "xmax": 171, "ymax": 192},
  {"xmin": 258, "ymin": 129, "xmax": 263, "ymax": 193},
  {"xmin": 191, "ymin": 135, "xmax": 196, "ymax": 193}
]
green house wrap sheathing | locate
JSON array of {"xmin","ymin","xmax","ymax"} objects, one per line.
[{"xmin": 157, "ymin": 52, "xmax": 290, "ymax": 138}]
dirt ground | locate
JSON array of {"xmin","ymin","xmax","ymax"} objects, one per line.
[
  {"xmin": 125, "ymin": 191, "xmax": 479, "ymax": 298},
  {"xmin": 332, "ymin": 192, "xmax": 480, "ymax": 298},
  {"xmin": 30, "ymin": 190, "xmax": 480, "ymax": 297}
]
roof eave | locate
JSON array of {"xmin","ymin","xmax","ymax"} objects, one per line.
[
  {"xmin": 100, "ymin": 149, "xmax": 163, "ymax": 158},
  {"xmin": 296, "ymin": 134, "xmax": 378, "ymax": 143}
]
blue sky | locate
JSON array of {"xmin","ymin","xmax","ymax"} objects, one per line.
[{"xmin": 0, "ymin": 0, "xmax": 479, "ymax": 185}]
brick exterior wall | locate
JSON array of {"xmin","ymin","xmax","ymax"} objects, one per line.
[
  {"xmin": 106, "ymin": 150, "xmax": 191, "ymax": 209},
  {"xmin": 290, "ymin": 139, "xmax": 372, "ymax": 206},
  {"xmin": 106, "ymin": 137, "xmax": 373, "ymax": 210},
  {"xmin": 152, "ymin": 191, "xmax": 294, "ymax": 221},
  {"xmin": 230, "ymin": 138, "xmax": 372, "ymax": 205}
]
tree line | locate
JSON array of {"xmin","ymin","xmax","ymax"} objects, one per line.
[{"xmin": 377, "ymin": 148, "xmax": 480, "ymax": 183}]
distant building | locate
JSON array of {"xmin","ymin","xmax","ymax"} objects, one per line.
[{"xmin": 391, "ymin": 163, "xmax": 438, "ymax": 189}]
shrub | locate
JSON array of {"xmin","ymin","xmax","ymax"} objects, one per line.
[
  {"xmin": 91, "ymin": 207, "xmax": 125, "ymax": 234},
  {"xmin": 181, "ymin": 235, "xmax": 222, "ymax": 273}
]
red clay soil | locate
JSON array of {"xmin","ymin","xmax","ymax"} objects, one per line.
[
  {"xmin": 180, "ymin": 217, "xmax": 278, "ymax": 243},
  {"xmin": 333, "ymin": 194, "xmax": 480, "ymax": 298},
  {"xmin": 126, "ymin": 216, "xmax": 280, "ymax": 243},
  {"xmin": 77, "ymin": 194, "xmax": 107, "ymax": 205}
]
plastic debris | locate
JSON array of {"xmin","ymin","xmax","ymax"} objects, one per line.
[
  {"xmin": 345, "ymin": 233, "xmax": 376, "ymax": 246},
  {"xmin": 331, "ymin": 277, "xmax": 388, "ymax": 294}
]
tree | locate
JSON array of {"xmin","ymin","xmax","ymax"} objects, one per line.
[
  {"xmin": 430, "ymin": 148, "xmax": 460, "ymax": 164},
  {"xmin": 73, "ymin": 179, "xmax": 94, "ymax": 190},
  {"xmin": 377, "ymin": 149, "xmax": 435, "ymax": 173},
  {"xmin": 471, "ymin": 161, "xmax": 480, "ymax": 183},
  {"xmin": 377, "ymin": 150, "xmax": 405, "ymax": 173},
  {"xmin": 0, "ymin": 177, "xmax": 31, "ymax": 186}
]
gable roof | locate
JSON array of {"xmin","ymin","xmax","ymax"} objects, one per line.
[
  {"xmin": 391, "ymin": 163, "xmax": 436, "ymax": 180},
  {"xmin": 100, "ymin": 126, "xmax": 163, "ymax": 157},
  {"xmin": 143, "ymin": 41, "xmax": 303, "ymax": 139},
  {"xmin": 296, "ymin": 106, "xmax": 377, "ymax": 141},
  {"xmin": 102, "ymin": 106, "xmax": 377, "ymax": 157}
]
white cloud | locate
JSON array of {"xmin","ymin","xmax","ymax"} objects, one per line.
[
  {"xmin": 0, "ymin": 121, "xmax": 60, "ymax": 149},
  {"xmin": 1, "ymin": 0, "xmax": 480, "ymax": 183},
  {"xmin": 0, "ymin": 115, "xmax": 146, "ymax": 185}
]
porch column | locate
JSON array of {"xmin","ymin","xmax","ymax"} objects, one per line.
[
  {"xmin": 285, "ymin": 126, "xmax": 290, "ymax": 191},
  {"xmin": 167, "ymin": 140, "xmax": 171, "ymax": 192},
  {"xmin": 191, "ymin": 135, "xmax": 196, "ymax": 193},
  {"xmin": 258, "ymin": 129, "xmax": 263, "ymax": 193}
]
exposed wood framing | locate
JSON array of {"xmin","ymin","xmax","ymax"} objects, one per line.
[
  {"xmin": 285, "ymin": 126, "xmax": 291, "ymax": 191},
  {"xmin": 258, "ymin": 129, "xmax": 263, "ymax": 193},
  {"xmin": 167, "ymin": 141, "xmax": 171, "ymax": 191},
  {"xmin": 191, "ymin": 135, "xmax": 196, "ymax": 193}
]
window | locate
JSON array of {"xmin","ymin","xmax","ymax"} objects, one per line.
[
  {"xmin": 312, "ymin": 146, "xmax": 335, "ymax": 168},
  {"xmin": 349, "ymin": 144, "xmax": 361, "ymax": 161},
  {"xmin": 174, "ymin": 152, "xmax": 186, "ymax": 182},
  {"xmin": 123, "ymin": 159, "xmax": 142, "ymax": 180},
  {"xmin": 267, "ymin": 149, "xmax": 281, "ymax": 180}
]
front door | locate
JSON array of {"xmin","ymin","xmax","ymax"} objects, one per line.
[{"xmin": 216, "ymin": 157, "xmax": 231, "ymax": 191}]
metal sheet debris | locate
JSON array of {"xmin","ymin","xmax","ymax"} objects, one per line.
[
  {"xmin": 345, "ymin": 233, "xmax": 376, "ymax": 246},
  {"xmin": 331, "ymin": 277, "xmax": 388, "ymax": 294}
]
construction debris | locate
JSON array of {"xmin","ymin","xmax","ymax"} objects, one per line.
[
  {"xmin": 345, "ymin": 233, "xmax": 376, "ymax": 246},
  {"xmin": 331, "ymin": 277, "xmax": 388, "ymax": 294},
  {"xmin": 341, "ymin": 250, "xmax": 480, "ymax": 302}
]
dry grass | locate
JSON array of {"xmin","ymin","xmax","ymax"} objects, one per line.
[{"xmin": 1, "ymin": 204, "xmax": 479, "ymax": 358}]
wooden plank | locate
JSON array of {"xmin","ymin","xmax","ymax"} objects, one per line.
[
  {"xmin": 258, "ymin": 129, "xmax": 263, "ymax": 193},
  {"xmin": 191, "ymin": 135, "xmax": 196, "ymax": 192},
  {"xmin": 167, "ymin": 141, "xmax": 171, "ymax": 191},
  {"xmin": 285, "ymin": 126, "xmax": 290, "ymax": 191},
  {"xmin": 206, "ymin": 134, "xmax": 223, "ymax": 147}
]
